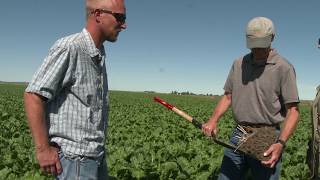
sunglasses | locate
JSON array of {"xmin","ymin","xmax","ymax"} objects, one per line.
[{"xmin": 92, "ymin": 9, "xmax": 126, "ymax": 24}]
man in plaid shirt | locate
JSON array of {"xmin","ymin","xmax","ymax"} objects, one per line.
[{"xmin": 24, "ymin": 0, "xmax": 127, "ymax": 179}]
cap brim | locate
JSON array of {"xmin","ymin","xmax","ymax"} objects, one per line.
[{"xmin": 246, "ymin": 35, "xmax": 272, "ymax": 49}]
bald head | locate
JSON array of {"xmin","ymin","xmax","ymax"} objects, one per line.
[
  {"xmin": 85, "ymin": 0, "xmax": 126, "ymax": 46},
  {"xmin": 86, "ymin": 0, "xmax": 125, "ymax": 19}
]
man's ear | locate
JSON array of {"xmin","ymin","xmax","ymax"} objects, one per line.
[{"xmin": 92, "ymin": 9, "xmax": 101, "ymax": 23}]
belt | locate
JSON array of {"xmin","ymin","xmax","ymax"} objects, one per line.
[
  {"xmin": 50, "ymin": 142, "xmax": 104, "ymax": 160},
  {"xmin": 237, "ymin": 122, "xmax": 280, "ymax": 129}
]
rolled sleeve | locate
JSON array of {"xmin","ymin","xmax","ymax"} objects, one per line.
[{"xmin": 26, "ymin": 46, "xmax": 71, "ymax": 100}]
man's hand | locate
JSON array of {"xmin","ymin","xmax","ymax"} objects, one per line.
[
  {"xmin": 24, "ymin": 93, "xmax": 62, "ymax": 175},
  {"xmin": 261, "ymin": 143, "xmax": 284, "ymax": 168},
  {"xmin": 261, "ymin": 102, "xmax": 298, "ymax": 168},
  {"xmin": 202, "ymin": 121, "xmax": 218, "ymax": 137},
  {"xmin": 36, "ymin": 145, "xmax": 62, "ymax": 175}
]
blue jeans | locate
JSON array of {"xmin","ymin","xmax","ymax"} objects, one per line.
[
  {"xmin": 55, "ymin": 150, "xmax": 108, "ymax": 180},
  {"xmin": 218, "ymin": 127, "xmax": 281, "ymax": 180}
]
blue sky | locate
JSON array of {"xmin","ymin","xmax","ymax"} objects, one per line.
[{"xmin": 0, "ymin": 1, "xmax": 319, "ymax": 100}]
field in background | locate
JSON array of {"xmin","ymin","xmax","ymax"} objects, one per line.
[{"xmin": 0, "ymin": 84, "xmax": 312, "ymax": 179}]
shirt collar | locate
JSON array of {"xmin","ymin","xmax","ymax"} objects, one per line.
[
  {"xmin": 82, "ymin": 28, "xmax": 105, "ymax": 58},
  {"xmin": 249, "ymin": 49, "xmax": 278, "ymax": 66},
  {"xmin": 266, "ymin": 49, "xmax": 278, "ymax": 64}
]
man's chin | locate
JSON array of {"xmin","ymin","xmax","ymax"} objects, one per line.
[
  {"xmin": 108, "ymin": 39, "xmax": 117, "ymax": 43},
  {"xmin": 106, "ymin": 36, "xmax": 118, "ymax": 43}
]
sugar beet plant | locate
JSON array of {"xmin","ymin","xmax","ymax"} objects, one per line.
[
  {"xmin": 0, "ymin": 84, "xmax": 313, "ymax": 179},
  {"xmin": 0, "ymin": 84, "xmax": 51, "ymax": 180},
  {"xmin": 107, "ymin": 91, "xmax": 311, "ymax": 179}
]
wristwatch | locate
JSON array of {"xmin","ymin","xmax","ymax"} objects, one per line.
[{"xmin": 276, "ymin": 139, "xmax": 286, "ymax": 148}]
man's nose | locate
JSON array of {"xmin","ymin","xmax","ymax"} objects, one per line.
[{"xmin": 120, "ymin": 22, "xmax": 127, "ymax": 29}]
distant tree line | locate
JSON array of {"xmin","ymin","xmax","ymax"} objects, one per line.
[{"xmin": 170, "ymin": 91, "xmax": 214, "ymax": 96}]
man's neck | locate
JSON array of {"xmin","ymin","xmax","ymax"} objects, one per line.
[
  {"xmin": 252, "ymin": 48, "xmax": 272, "ymax": 63},
  {"xmin": 85, "ymin": 24, "xmax": 104, "ymax": 49}
]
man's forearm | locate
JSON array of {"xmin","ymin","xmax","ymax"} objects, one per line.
[
  {"xmin": 24, "ymin": 93, "xmax": 50, "ymax": 151},
  {"xmin": 208, "ymin": 92, "xmax": 232, "ymax": 123},
  {"xmin": 278, "ymin": 103, "xmax": 300, "ymax": 142}
]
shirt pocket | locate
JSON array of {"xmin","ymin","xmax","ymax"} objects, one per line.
[{"xmin": 70, "ymin": 85, "xmax": 101, "ymax": 110}]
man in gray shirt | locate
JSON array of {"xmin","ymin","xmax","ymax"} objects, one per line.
[
  {"xmin": 24, "ymin": 0, "xmax": 127, "ymax": 179},
  {"xmin": 202, "ymin": 17, "xmax": 299, "ymax": 179}
]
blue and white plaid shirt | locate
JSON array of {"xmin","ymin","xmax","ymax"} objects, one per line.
[{"xmin": 26, "ymin": 29, "xmax": 109, "ymax": 157}]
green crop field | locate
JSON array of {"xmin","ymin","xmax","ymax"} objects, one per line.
[{"xmin": 0, "ymin": 84, "xmax": 313, "ymax": 179}]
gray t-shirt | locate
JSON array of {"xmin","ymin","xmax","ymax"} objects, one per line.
[{"xmin": 224, "ymin": 49, "xmax": 300, "ymax": 125}]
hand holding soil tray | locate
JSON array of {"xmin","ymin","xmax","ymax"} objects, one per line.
[{"xmin": 154, "ymin": 97, "xmax": 277, "ymax": 162}]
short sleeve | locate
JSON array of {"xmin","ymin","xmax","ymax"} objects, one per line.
[
  {"xmin": 223, "ymin": 61, "xmax": 235, "ymax": 93},
  {"xmin": 280, "ymin": 65, "xmax": 300, "ymax": 104},
  {"xmin": 25, "ymin": 46, "xmax": 72, "ymax": 100}
]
